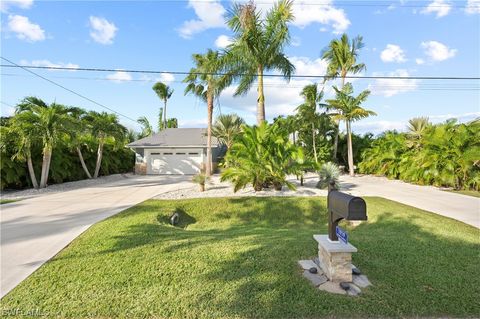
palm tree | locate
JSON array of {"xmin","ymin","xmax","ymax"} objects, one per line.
[
  {"xmin": 7, "ymin": 113, "xmax": 40, "ymax": 188},
  {"xmin": 16, "ymin": 97, "xmax": 72, "ymax": 188},
  {"xmin": 322, "ymin": 33, "xmax": 366, "ymax": 160},
  {"xmin": 407, "ymin": 117, "xmax": 430, "ymax": 138},
  {"xmin": 296, "ymin": 84, "xmax": 325, "ymax": 163},
  {"xmin": 68, "ymin": 107, "xmax": 93, "ymax": 179},
  {"xmin": 152, "ymin": 82, "xmax": 174, "ymax": 131},
  {"xmin": 85, "ymin": 111, "xmax": 127, "ymax": 178},
  {"xmin": 226, "ymin": 0, "xmax": 295, "ymax": 124},
  {"xmin": 211, "ymin": 114, "xmax": 245, "ymax": 149},
  {"xmin": 183, "ymin": 49, "xmax": 232, "ymax": 176},
  {"xmin": 327, "ymin": 83, "xmax": 376, "ymax": 176},
  {"xmin": 137, "ymin": 116, "xmax": 153, "ymax": 138}
]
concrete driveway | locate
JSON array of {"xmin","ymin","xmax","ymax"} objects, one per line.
[{"xmin": 0, "ymin": 175, "xmax": 191, "ymax": 298}]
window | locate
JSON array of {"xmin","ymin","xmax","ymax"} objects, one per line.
[
  {"xmin": 188, "ymin": 152, "xmax": 199, "ymax": 155},
  {"xmin": 150, "ymin": 152, "xmax": 160, "ymax": 155},
  {"xmin": 176, "ymin": 152, "xmax": 186, "ymax": 155},
  {"xmin": 163, "ymin": 152, "xmax": 173, "ymax": 155}
]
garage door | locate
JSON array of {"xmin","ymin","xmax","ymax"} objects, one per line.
[{"xmin": 148, "ymin": 151, "xmax": 202, "ymax": 175}]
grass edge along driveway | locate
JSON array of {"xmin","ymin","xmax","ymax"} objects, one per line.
[{"xmin": 1, "ymin": 197, "xmax": 479, "ymax": 318}]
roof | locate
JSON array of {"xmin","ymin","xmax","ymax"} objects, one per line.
[{"xmin": 127, "ymin": 128, "xmax": 220, "ymax": 148}]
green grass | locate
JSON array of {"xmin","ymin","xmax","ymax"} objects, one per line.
[
  {"xmin": 1, "ymin": 197, "xmax": 479, "ymax": 318},
  {"xmin": 0, "ymin": 199, "xmax": 19, "ymax": 205},
  {"xmin": 446, "ymin": 189, "xmax": 480, "ymax": 198}
]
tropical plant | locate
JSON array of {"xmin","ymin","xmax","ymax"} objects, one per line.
[
  {"xmin": 15, "ymin": 97, "xmax": 73, "ymax": 188},
  {"xmin": 192, "ymin": 172, "xmax": 209, "ymax": 192},
  {"xmin": 211, "ymin": 113, "xmax": 245, "ymax": 149},
  {"xmin": 316, "ymin": 162, "xmax": 341, "ymax": 189},
  {"xmin": 166, "ymin": 118, "xmax": 178, "ymax": 128},
  {"xmin": 85, "ymin": 111, "xmax": 127, "ymax": 178},
  {"xmin": 137, "ymin": 116, "xmax": 153, "ymax": 139},
  {"xmin": 221, "ymin": 122, "xmax": 304, "ymax": 192},
  {"xmin": 322, "ymin": 33, "xmax": 366, "ymax": 160},
  {"xmin": 183, "ymin": 49, "xmax": 232, "ymax": 176},
  {"xmin": 296, "ymin": 84, "xmax": 326, "ymax": 163},
  {"xmin": 226, "ymin": 0, "xmax": 295, "ymax": 124},
  {"xmin": 327, "ymin": 83, "xmax": 376, "ymax": 176},
  {"xmin": 68, "ymin": 107, "xmax": 93, "ymax": 179},
  {"xmin": 152, "ymin": 82, "xmax": 174, "ymax": 131}
]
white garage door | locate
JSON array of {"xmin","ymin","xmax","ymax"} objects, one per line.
[{"xmin": 147, "ymin": 151, "xmax": 202, "ymax": 175}]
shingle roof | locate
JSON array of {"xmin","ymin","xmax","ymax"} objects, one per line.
[{"xmin": 127, "ymin": 128, "xmax": 219, "ymax": 148}]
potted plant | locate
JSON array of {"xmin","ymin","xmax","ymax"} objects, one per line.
[{"xmin": 192, "ymin": 173, "xmax": 209, "ymax": 192}]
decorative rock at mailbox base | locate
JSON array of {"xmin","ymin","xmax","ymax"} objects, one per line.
[{"xmin": 314, "ymin": 234, "xmax": 357, "ymax": 283}]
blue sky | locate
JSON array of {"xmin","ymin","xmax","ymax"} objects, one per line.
[{"xmin": 1, "ymin": 0, "xmax": 479, "ymax": 134}]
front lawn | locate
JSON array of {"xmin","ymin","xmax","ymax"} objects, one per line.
[
  {"xmin": 1, "ymin": 197, "xmax": 479, "ymax": 318},
  {"xmin": 0, "ymin": 199, "xmax": 19, "ymax": 205}
]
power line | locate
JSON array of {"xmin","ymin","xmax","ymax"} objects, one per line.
[
  {"xmin": 0, "ymin": 57, "xmax": 138, "ymax": 123},
  {"xmin": 1, "ymin": 64, "xmax": 479, "ymax": 80}
]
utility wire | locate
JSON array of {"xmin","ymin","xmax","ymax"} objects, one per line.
[
  {"xmin": 1, "ymin": 64, "xmax": 479, "ymax": 80},
  {"xmin": 0, "ymin": 57, "xmax": 138, "ymax": 123}
]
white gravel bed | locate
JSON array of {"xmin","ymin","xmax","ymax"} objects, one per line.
[
  {"xmin": 0, "ymin": 173, "xmax": 133, "ymax": 200},
  {"xmin": 155, "ymin": 174, "xmax": 328, "ymax": 199}
]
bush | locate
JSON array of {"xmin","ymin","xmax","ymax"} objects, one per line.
[{"xmin": 316, "ymin": 162, "xmax": 341, "ymax": 189}]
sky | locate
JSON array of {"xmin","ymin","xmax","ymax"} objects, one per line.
[{"xmin": 1, "ymin": 0, "xmax": 479, "ymax": 134}]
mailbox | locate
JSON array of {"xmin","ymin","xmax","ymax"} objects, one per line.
[{"xmin": 327, "ymin": 181, "xmax": 367, "ymax": 241}]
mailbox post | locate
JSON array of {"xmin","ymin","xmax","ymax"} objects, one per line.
[{"xmin": 313, "ymin": 182, "xmax": 368, "ymax": 283}]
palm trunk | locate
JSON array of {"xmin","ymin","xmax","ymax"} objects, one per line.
[
  {"xmin": 26, "ymin": 151, "xmax": 39, "ymax": 189},
  {"xmin": 94, "ymin": 138, "xmax": 104, "ymax": 179},
  {"xmin": 347, "ymin": 120, "xmax": 354, "ymax": 176},
  {"xmin": 312, "ymin": 123, "xmax": 318, "ymax": 163},
  {"xmin": 257, "ymin": 65, "xmax": 265, "ymax": 125},
  {"xmin": 206, "ymin": 91, "xmax": 213, "ymax": 177},
  {"xmin": 164, "ymin": 99, "xmax": 167, "ymax": 129},
  {"xmin": 39, "ymin": 145, "xmax": 52, "ymax": 188},
  {"xmin": 333, "ymin": 74, "xmax": 346, "ymax": 161},
  {"xmin": 77, "ymin": 146, "xmax": 92, "ymax": 179}
]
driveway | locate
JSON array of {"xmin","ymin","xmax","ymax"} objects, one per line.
[
  {"xmin": 339, "ymin": 175, "xmax": 480, "ymax": 229},
  {"xmin": 0, "ymin": 175, "xmax": 191, "ymax": 298}
]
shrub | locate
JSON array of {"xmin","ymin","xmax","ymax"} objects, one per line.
[{"xmin": 316, "ymin": 162, "xmax": 341, "ymax": 189}]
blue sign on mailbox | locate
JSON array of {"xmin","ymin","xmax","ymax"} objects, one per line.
[{"xmin": 336, "ymin": 226, "xmax": 348, "ymax": 244}]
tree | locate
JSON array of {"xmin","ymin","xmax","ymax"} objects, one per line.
[
  {"xmin": 68, "ymin": 107, "xmax": 93, "ymax": 179},
  {"xmin": 137, "ymin": 116, "xmax": 153, "ymax": 139},
  {"xmin": 211, "ymin": 113, "xmax": 245, "ymax": 149},
  {"xmin": 226, "ymin": 0, "xmax": 295, "ymax": 124},
  {"xmin": 152, "ymin": 82, "xmax": 173, "ymax": 131},
  {"xmin": 327, "ymin": 83, "xmax": 376, "ymax": 176},
  {"xmin": 166, "ymin": 118, "xmax": 178, "ymax": 128},
  {"xmin": 296, "ymin": 84, "xmax": 325, "ymax": 163},
  {"xmin": 183, "ymin": 49, "xmax": 232, "ymax": 176},
  {"xmin": 16, "ymin": 97, "xmax": 72, "ymax": 188},
  {"xmin": 85, "ymin": 111, "xmax": 127, "ymax": 179},
  {"xmin": 322, "ymin": 33, "xmax": 366, "ymax": 160}
]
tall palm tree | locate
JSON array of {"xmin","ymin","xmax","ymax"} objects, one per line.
[
  {"xmin": 16, "ymin": 97, "xmax": 72, "ymax": 188},
  {"xmin": 137, "ymin": 116, "xmax": 153, "ymax": 138},
  {"xmin": 68, "ymin": 107, "xmax": 93, "ymax": 179},
  {"xmin": 211, "ymin": 113, "xmax": 245, "ymax": 150},
  {"xmin": 183, "ymin": 49, "xmax": 232, "ymax": 176},
  {"xmin": 296, "ymin": 84, "xmax": 325, "ymax": 163},
  {"xmin": 152, "ymin": 82, "xmax": 174, "ymax": 131},
  {"xmin": 226, "ymin": 0, "xmax": 295, "ymax": 124},
  {"xmin": 85, "ymin": 111, "xmax": 127, "ymax": 178},
  {"xmin": 327, "ymin": 83, "xmax": 376, "ymax": 176},
  {"xmin": 322, "ymin": 33, "xmax": 366, "ymax": 160}
]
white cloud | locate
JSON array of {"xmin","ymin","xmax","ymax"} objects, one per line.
[
  {"xmin": 106, "ymin": 71, "xmax": 132, "ymax": 83},
  {"xmin": 19, "ymin": 59, "xmax": 79, "ymax": 71},
  {"xmin": 369, "ymin": 69, "xmax": 419, "ymax": 97},
  {"xmin": 179, "ymin": 118, "xmax": 208, "ymax": 128},
  {"xmin": 7, "ymin": 14, "xmax": 45, "ymax": 42},
  {"xmin": 219, "ymin": 56, "xmax": 329, "ymax": 120},
  {"xmin": 290, "ymin": 0, "xmax": 351, "ymax": 34},
  {"xmin": 214, "ymin": 34, "xmax": 232, "ymax": 48},
  {"xmin": 352, "ymin": 120, "xmax": 406, "ymax": 134},
  {"xmin": 421, "ymin": 0, "xmax": 452, "ymax": 18},
  {"xmin": 89, "ymin": 16, "xmax": 117, "ymax": 45},
  {"xmin": 466, "ymin": 0, "xmax": 480, "ymax": 14},
  {"xmin": 421, "ymin": 40, "xmax": 457, "ymax": 62},
  {"xmin": 380, "ymin": 44, "xmax": 407, "ymax": 63},
  {"xmin": 428, "ymin": 112, "xmax": 480, "ymax": 122},
  {"xmin": 1, "ymin": 0, "xmax": 33, "ymax": 12},
  {"xmin": 415, "ymin": 58, "xmax": 425, "ymax": 65},
  {"xmin": 139, "ymin": 73, "xmax": 175, "ymax": 84},
  {"xmin": 291, "ymin": 36, "xmax": 301, "ymax": 47},
  {"xmin": 178, "ymin": 0, "xmax": 226, "ymax": 39},
  {"xmin": 1, "ymin": 105, "xmax": 15, "ymax": 117}
]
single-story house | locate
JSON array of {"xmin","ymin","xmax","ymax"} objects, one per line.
[{"xmin": 127, "ymin": 128, "xmax": 225, "ymax": 175}]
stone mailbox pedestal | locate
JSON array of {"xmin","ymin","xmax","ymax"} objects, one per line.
[{"xmin": 314, "ymin": 234, "xmax": 357, "ymax": 283}]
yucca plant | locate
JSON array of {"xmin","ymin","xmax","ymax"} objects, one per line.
[{"xmin": 317, "ymin": 162, "xmax": 341, "ymax": 189}]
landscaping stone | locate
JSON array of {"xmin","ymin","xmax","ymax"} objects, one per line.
[
  {"xmin": 339, "ymin": 282, "xmax": 350, "ymax": 290},
  {"xmin": 308, "ymin": 267, "xmax": 317, "ymax": 274},
  {"xmin": 353, "ymin": 274, "xmax": 372, "ymax": 288},
  {"xmin": 352, "ymin": 267, "xmax": 361, "ymax": 275},
  {"xmin": 298, "ymin": 260, "xmax": 318, "ymax": 270},
  {"xmin": 302, "ymin": 270, "xmax": 328, "ymax": 287},
  {"xmin": 346, "ymin": 283, "xmax": 362, "ymax": 296},
  {"xmin": 318, "ymin": 281, "xmax": 347, "ymax": 295}
]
